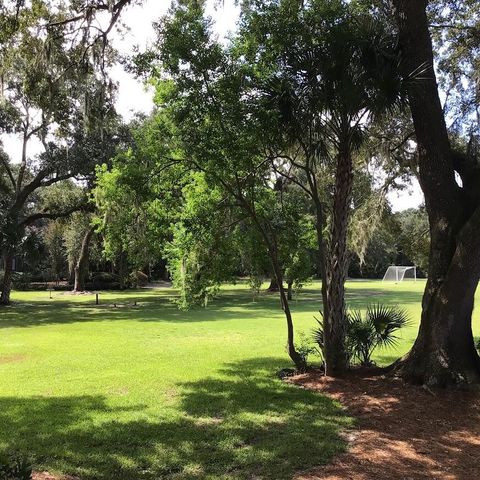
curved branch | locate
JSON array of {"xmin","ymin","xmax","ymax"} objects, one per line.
[{"xmin": 20, "ymin": 203, "xmax": 93, "ymax": 227}]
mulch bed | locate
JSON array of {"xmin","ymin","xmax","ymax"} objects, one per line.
[{"xmin": 291, "ymin": 369, "xmax": 480, "ymax": 480}]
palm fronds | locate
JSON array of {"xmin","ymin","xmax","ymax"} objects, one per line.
[{"xmin": 312, "ymin": 303, "xmax": 410, "ymax": 367}]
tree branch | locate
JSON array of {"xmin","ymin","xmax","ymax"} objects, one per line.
[
  {"xmin": 20, "ymin": 203, "xmax": 93, "ymax": 227},
  {"xmin": 0, "ymin": 154, "xmax": 16, "ymax": 189},
  {"xmin": 47, "ymin": 0, "xmax": 133, "ymax": 28}
]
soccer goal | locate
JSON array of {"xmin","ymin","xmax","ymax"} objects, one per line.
[{"xmin": 382, "ymin": 265, "xmax": 417, "ymax": 282}]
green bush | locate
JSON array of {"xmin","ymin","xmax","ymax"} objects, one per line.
[
  {"xmin": 11, "ymin": 273, "xmax": 32, "ymax": 291},
  {"xmin": 295, "ymin": 331, "xmax": 318, "ymax": 366},
  {"xmin": 0, "ymin": 452, "xmax": 32, "ymax": 480},
  {"xmin": 313, "ymin": 304, "xmax": 410, "ymax": 367},
  {"xmin": 87, "ymin": 272, "xmax": 121, "ymax": 290}
]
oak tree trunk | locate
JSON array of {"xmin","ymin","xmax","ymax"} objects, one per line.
[
  {"xmin": 267, "ymin": 277, "xmax": 279, "ymax": 292},
  {"xmin": 0, "ymin": 250, "xmax": 14, "ymax": 306},
  {"xmin": 73, "ymin": 226, "xmax": 95, "ymax": 292},
  {"xmin": 117, "ymin": 251, "xmax": 127, "ymax": 290},
  {"xmin": 392, "ymin": 0, "xmax": 480, "ymax": 387}
]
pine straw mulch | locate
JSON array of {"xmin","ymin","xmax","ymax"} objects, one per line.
[{"xmin": 290, "ymin": 369, "xmax": 480, "ymax": 480}]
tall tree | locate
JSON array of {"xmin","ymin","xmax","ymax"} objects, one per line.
[
  {"xmin": 237, "ymin": 0, "xmax": 404, "ymax": 374},
  {"xmin": 140, "ymin": 2, "xmax": 314, "ymax": 370},
  {"xmin": 0, "ymin": 1, "xmax": 126, "ymax": 304},
  {"xmin": 391, "ymin": 0, "xmax": 480, "ymax": 387}
]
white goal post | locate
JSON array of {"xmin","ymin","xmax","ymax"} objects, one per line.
[{"xmin": 382, "ymin": 265, "xmax": 417, "ymax": 282}]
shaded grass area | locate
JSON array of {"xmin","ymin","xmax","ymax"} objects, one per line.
[
  {"xmin": 0, "ymin": 280, "xmax": 478, "ymax": 479},
  {"xmin": 0, "ymin": 359, "xmax": 348, "ymax": 479}
]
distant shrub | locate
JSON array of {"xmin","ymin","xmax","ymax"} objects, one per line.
[
  {"xmin": 22, "ymin": 282, "xmax": 49, "ymax": 291},
  {"xmin": 91, "ymin": 272, "xmax": 119, "ymax": 283},
  {"xmin": 88, "ymin": 272, "xmax": 121, "ymax": 290},
  {"xmin": 248, "ymin": 275, "xmax": 263, "ymax": 300},
  {"xmin": 11, "ymin": 273, "xmax": 32, "ymax": 291},
  {"xmin": 0, "ymin": 452, "xmax": 32, "ymax": 480}
]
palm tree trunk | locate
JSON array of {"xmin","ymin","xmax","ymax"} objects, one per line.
[{"xmin": 324, "ymin": 146, "xmax": 353, "ymax": 376}]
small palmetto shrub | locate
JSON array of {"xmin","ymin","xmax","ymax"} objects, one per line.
[
  {"xmin": 348, "ymin": 304, "xmax": 410, "ymax": 366},
  {"xmin": 313, "ymin": 304, "xmax": 410, "ymax": 367}
]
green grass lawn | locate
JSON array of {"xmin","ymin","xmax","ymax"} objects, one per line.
[{"xmin": 0, "ymin": 280, "xmax": 478, "ymax": 479}]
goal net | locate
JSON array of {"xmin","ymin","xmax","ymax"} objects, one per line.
[{"xmin": 382, "ymin": 266, "xmax": 417, "ymax": 282}]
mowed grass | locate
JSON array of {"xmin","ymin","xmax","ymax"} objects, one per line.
[{"xmin": 0, "ymin": 280, "xmax": 478, "ymax": 479}]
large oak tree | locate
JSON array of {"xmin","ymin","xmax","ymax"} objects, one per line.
[{"xmin": 391, "ymin": 0, "xmax": 480, "ymax": 387}]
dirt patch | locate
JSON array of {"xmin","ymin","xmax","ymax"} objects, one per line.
[
  {"xmin": 291, "ymin": 370, "xmax": 480, "ymax": 480},
  {"xmin": 0, "ymin": 354, "xmax": 26, "ymax": 364},
  {"xmin": 32, "ymin": 473, "xmax": 79, "ymax": 480},
  {"xmin": 59, "ymin": 291, "xmax": 95, "ymax": 296}
]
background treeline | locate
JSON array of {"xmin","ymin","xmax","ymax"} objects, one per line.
[{"xmin": 1, "ymin": 200, "xmax": 428, "ymax": 291}]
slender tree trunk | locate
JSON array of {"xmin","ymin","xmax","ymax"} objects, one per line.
[
  {"xmin": 312, "ymin": 192, "xmax": 329, "ymax": 324},
  {"xmin": 287, "ymin": 280, "xmax": 293, "ymax": 301},
  {"xmin": 69, "ymin": 262, "xmax": 75, "ymax": 286},
  {"xmin": 392, "ymin": 0, "xmax": 480, "ymax": 387},
  {"xmin": 324, "ymin": 147, "xmax": 353, "ymax": 376},
  {"xmin": 269, "ymin": 247, "xmax": 307, "ymax": 372},
  {"xmin": 248, "ymin": 207, "xmax": 307, "ymax": 371},
  {"xmin": 73, "ymin": 226, "xmax": 95, "ymax": 292},
  {"xmin": 0, "ymin": 249, "xmax": 14, "ymax": 306},
  {"xmin": 216, "ymin": 174, "xmax": 307, "ymax": 371}
]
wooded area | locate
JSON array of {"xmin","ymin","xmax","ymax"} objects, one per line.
[{"xmin": 0, "ymin": 1, "xmax": 479, "ymax": 479}]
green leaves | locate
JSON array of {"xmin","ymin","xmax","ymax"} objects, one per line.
[
  {"xmin": 347, "ymin": 304, "xmax": 410, "ymax": 365},
  {"xmin": 313, "ymin": 303, "xmax": 410, "ymax": 367}
]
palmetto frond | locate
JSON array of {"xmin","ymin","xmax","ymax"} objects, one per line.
[{"xmin": 367, "ymin": 303, "xmax": 410, "ymax": 349}]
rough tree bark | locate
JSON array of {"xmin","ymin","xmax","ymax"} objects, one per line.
[
  {"xmin": 323, "ymin": 147, "xmax": 353, "ymax": 375},
  {"xmin": 0, "ymin": 249, "xmax": 15, "ymax": 306},
  {"xmin": 392, "ymin": 0, "xmax": 480, "ymax": 387},
  {"xmin": 73, "ymin": 226, "xmax": 95, "ymax": 292}
]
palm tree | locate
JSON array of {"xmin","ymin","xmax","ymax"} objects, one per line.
[{"xmin": 247, "ymin": 0, "xmax": 405, "ymax": 374}]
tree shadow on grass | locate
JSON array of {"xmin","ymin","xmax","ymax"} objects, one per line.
[
  {"xmin": 0, "ymin": 284, "xmax": 425, "ymax": 330},
  {"xmin": 0, "ymin": 358, "xmax": 351, "ymax": 480}
]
